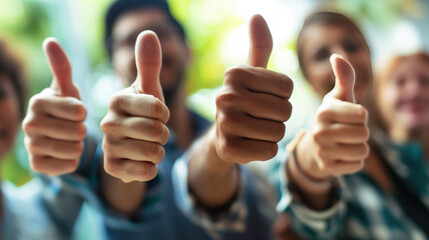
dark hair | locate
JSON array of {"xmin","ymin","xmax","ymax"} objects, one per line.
[
  {"xmin": 104, "ymin": 0, "xmax": 186, "ymax": 58},
  {"xmin": 296, "ymin": 11, "xmax": 369, "ymax": 79},
  {"xmin": 0, "ymin": 39, "xmax": 26, "ymax": 118}
]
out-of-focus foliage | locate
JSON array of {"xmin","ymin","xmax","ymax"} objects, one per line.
[
  {"xmin": 170, "ymin": 0, "xmax": 244, "ymax": 92},
  {"xmin": 336, "ymin": 0, "xmax": 425, "ymax": 28},
  {"xmin": 0, "ymin": 0, "xmax": 427, "ymax": 186},
  {"xmin": 1, "ymin": 151, "xmax": 31, "ymax": 186}
]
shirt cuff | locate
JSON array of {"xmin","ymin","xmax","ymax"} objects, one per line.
[
  {"xmin": 172, "ymin": 153, "xmax": 248, "ymax": 239},
  {"xmin": 277, "ymin": 155, "xmax": 344, "ymax": 239}
]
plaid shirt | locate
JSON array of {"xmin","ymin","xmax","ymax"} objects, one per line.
[{"xmin": 278, "ymin": 128, "xmax": 429, "ymax": 240}]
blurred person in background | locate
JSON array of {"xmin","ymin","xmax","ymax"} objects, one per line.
[
  {"xmin": 22, "ymin": 0, "xmax": 286, "ymax": 239},
  {"xmin": 0, "ymin": 39, "xmax": 84, "ymax": 239},
  {"xmin": 374, "ymin": 51, "xmax": 429, "ymax": 159},
  {"xmin": 170, "ymin": 8, "xmax": 294, "ymax": 240},
  {"xmin": 275, "ymin": 11, "xmax": 429, "ymax": 239},
  {"xmin": 99, "ymin": 1, "xmax": 289, "ymax": 239},
  {"xmin": 371, "ymin": 51, "xmax": 429, "ymax": 235}
]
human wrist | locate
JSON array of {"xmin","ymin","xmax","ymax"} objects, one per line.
[
  {"xmin": 207, "ymin": 126, "xmax": 236, "ymax": 172},
  {"xmin": 189, "ymin": 126, "xmax": 236, "ymax": 181},
  {"xmin": 188, "ymin": 126, "xmax": 240, "ymax": 208},
  {"xmin": 286, "ymin": 132, "xmax": 338, "ymax": 210},
  {"xmin": 295, "ymin": 131, "xmax": 331, "ymax": 180},
  {"xmin": 287, "ymin": 131, "xmax": 333, "ymax": 194}
]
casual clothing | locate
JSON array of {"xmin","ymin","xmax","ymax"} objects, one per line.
[
  {"xmin": 62, "ymin": 111, "xmax": 257, "ymax": 239},
  {"xmin": 0, "ymin": 177, "xmax": 83, "ymax": 240},
  {"xmin": 4, "ymin": 110, "xmax": 276, "ymax": 239},
  {"xmin": 0, "ymin": 135, "xmax": 101, "ymax": 240},
  {"xmin": 172, "ymin": 153, "xmax": 277, "ymax": 240},
  {"xmin": 278, "ymin": 128, "xmax": 429, "ymax": 240},
  {"xmin": 172, "ymin": 87, "xmax": 315, "ymax": 239}
]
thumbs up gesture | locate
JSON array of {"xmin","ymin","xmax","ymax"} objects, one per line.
[
  {"xmin": 187, "ymin": 15, "xmax": 293, "ymax": 209},
  {"xmin": 214, "ymin": 15, "xmax": 293, "ymax": 163},
  {"xmin": 22, "ymin": 38, "xmax": 87, "ymax": 176},
  {"xmin": 294, "ymin": 54, "xmax": 370, "ymax": 182},
  {"xmin": 100, "ymin": 31, "xmax": 170, "ymax": 183}
]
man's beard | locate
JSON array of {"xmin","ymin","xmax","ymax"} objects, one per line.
[{"xmin": 162, "ymin": 69, "xmax": 185, "ymax": 107}]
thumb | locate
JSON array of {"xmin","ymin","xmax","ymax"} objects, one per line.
[
  {"xmin": 248, "ymin": 14, "xmax": 273, "ymax": 68},
  {"xmin": 329, "ymin": 54, "xmax": 355, "ymax": 102},
  {"xmin": 134, "ymin": 31, "xmax": 164, "ymax": 102},
  {"xmin": 43, "ymin": 38, "xmax": 81, "ymax": 99}
]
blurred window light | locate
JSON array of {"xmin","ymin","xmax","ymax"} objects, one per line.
[
  {"xmin": 220, "ymin": 24, "xmax": 248, "ymax": 66},
  {"xmin": 273, "ymin": 48, "xmax": 299, "ymax": 74},
  {"xmin": 390, "ymin": 20, "xmax": 422, "ymax": 54},
  {"xmin": 92, "ymin": 74, "xmax": 123, "ymax": 111},
  {"xmin": 218, "ymin": 0, "xmax": 302, "ymax": 68}
]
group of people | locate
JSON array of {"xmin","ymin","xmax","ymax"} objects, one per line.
[{"xmin": 0, "ymin": 0, "xmax": 428, "ymax": 239}]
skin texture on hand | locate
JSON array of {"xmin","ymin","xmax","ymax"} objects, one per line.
[
  {"xmin": 22, "ymin": 38, "xmax": 87, "ymax": 176},
  {"xmin": 100, "ymin": 31, "xmax": 170, "ymax": 215},
  {"xmin": 214, "ymin": 15, "xmax": 293, "ymax": 164},
  {"xmin": 287, "ymin": 54, "xmax": 370, "ymax": 210},
  {"xmin": 101, "ymin": 31, "xmax": 170, "ymax": 183},
  {"xmin": 188, "ymin": 14, "xmax": 293, "ymax": 209}
]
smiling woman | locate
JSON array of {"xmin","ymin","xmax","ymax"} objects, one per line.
[
  {"xmin": 375, "ymin": 52, "xmax": 429, "ymax": 144},
  {"xmin": 370, "ymin": 51, "xmax": 429, "ymax": 237},
  {"xmin": 276, "ymin": 11, "xmax": 429, "ymax": 240}
]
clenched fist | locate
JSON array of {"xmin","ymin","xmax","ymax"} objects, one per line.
[
  {"xmin": 214, "ymin": 14, "xmax": 293, "ymax": 164},
  {"xmin": 101, "ymin": 31, "xmax": 170, "ymax": 183},
  {"xmin": 22, "ymin": 38, "xmax": 87, "ymax": 176},
  {"xmin": 187, "ymin": 14, "xmax": 293, "ymax": 209},
  {"xmin": 296, "ymin": 54, "xmax": 370, "ymax": 181}
]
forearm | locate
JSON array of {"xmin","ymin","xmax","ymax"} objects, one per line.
[
  {"xmin": 286, "ymin": 132, "xmax": 335, "ymax": 210},
  {"xmin": 188, "ymin": 126, "xmax": 240, "ymax": 209},
  {"xmin": 100, "ymin": 162, "xmax": 146, "ymax": 216}
]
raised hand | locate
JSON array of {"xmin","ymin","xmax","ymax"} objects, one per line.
[
  {"xmin": 214, "ymin": 14, "xmax": 293, "ymax": 163},
  {"xmin": 295, "ymin": 54, "xmax": 370, "ymax": 181},
  {"xmin": 22, "ymin": 38, "xmax": 87, "ymax": 176},
  {"xmin": 101, "ymin": 31, "xmax": 170, "ymax": 183},
  {"xmin": 187, "ymin": 14, "xmax": 293, "ymax": 209}
]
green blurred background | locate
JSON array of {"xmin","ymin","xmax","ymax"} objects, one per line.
[{"xmin": 1, "ymin": 0, "xmax": 429, "ymax": 186}]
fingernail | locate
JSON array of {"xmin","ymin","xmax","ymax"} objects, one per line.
[{"xmin": 329, "ymin": 53, "xmax": 343, "ymax": 65}]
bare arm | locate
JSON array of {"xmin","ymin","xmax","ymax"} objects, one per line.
[
  {"xmin": 100, "ymin": 163, "xmax": 146, "ymax": 215},
  {"xmin": 188, "ymin": 127, "xmax": 239, "ymax": 208}
]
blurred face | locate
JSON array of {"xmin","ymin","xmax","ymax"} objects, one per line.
[
  {"xmin": 379, "ymin": 57, "xmax": 429, "ymax": 133},
  {"xmin": 300, "ymin": 23, "xmax": 372, "ymax": 102},
  {"xmin": 112, "ymin": 8, "xmax": 189, "ymax": 96},
  {"xmin": 0, "ymin": 74, "xmax": 20, "ymax": 159}
]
